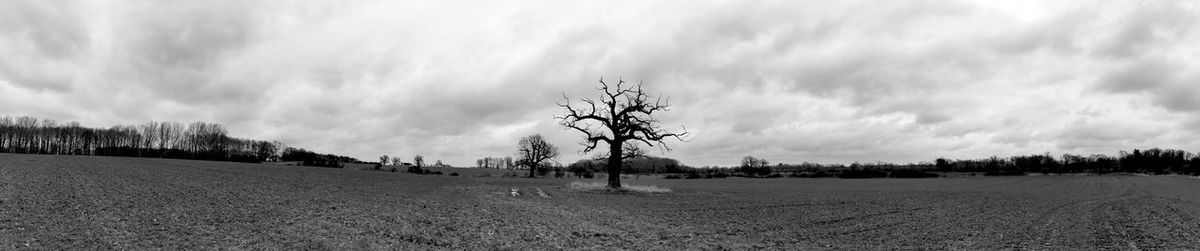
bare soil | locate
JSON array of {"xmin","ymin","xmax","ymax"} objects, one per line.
[{"xmin": 3, "ymin": 153, "xmax": 1200, "ymax": 249}]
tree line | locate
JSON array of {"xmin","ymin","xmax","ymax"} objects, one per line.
[
  {"xmin": 281, "ymin": 147, "xmax": 362, "ymax": 167},
  {"xmin": 475, "ymin": 156, "xmax": 514, "ymax": 169},
  {"xmin": 731, "ymin": 148, "xmax": 1200, "ymax": 178},
  {"xmin": 932, "ymin": 148, "xmax": 1200, "ymax": 175},
  {"xmin": 0, "ymin": 115, "xmax": 358, "ymax": 165},
  {"xmin": 566, "ymin": 155, "xmax": 686, "ymax": 177},
  {"xmin": 559, "ymin": 147, "xmax": 1200, "ymax": 180}
]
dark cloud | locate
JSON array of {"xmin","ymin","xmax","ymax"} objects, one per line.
[
  {"xmin": 1094, "ymin": 1, "xmax": 1197, "ymax": 58},
  {"xmin": 1054, "ymin": 118, "xmax": 1166, "ymax": 153},
  {"xmin": 0, "ymin": 1, "xmax": 87, "ymax": 92},
  {"xmin": 1094, "ymin": 57, "xmax": 1179, "ymax": 93},
  {"xmin": 0, "ymin": 1, "xmax": 87, "ymax": 59},
  {"xmin": 120, "ymin": 1, "xmax": 265, "ymax": 105}
]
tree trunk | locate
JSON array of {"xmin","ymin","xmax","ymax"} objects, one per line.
[
  {"xmin": 528, "ymin": 160, "xmax": 536, "ymax": 178},
  {"xmin": 607, "ymin": 141, "xmax": 623, "ymax": 189}
]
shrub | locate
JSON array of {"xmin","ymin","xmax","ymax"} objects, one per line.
[
  {"xmin": 765, "ymin": 173, "xmax": 784, "ymax": 178},
  {"xmin": 792, "ymin": 171, "xmax": 834, "ymax": 178},
  {"xmin": 984, "ymin": 170, "xmax": 1026, "ymax": 176},
  {"xmin": 663, "ymin": 174, "xmax": 683, "ymax": 179},
  {"xmin": 390, "ymin": 167, "xmax": 398, "ymax": 172},
  {"xmin": 756, "ymin": 168, "xmax": 774, "ymax": 177},
  {"xmin": 888, "ymin": 169, "xmax": 939, "ymax": 178},
  {"xmin": 449, "ymin": 172, "xmax": 460, "ymax": 176},
  {"xmin": 408, "ymin": 166, "xmax": 424, "ymax": 174},
  {"xmin": 431, "ymin": 171, "xmax": 444, "ymax": 175},
  {"xmin": 581, "ymin": 172, "xmax": 595, "ymax": 179},
  {"xmin": 837, "ymin": 169, "xmax": 888, "ymax": 178},
  {"xmin": 712, "ymin": 172, "xmax": 729, "ymax": 178},
  {"xmin": 685, "ymin": 172, "xmax": 703, "ymax": 179}
]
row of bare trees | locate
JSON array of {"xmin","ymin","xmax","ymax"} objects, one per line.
[
  {"xmin": 933, "ymin": 148, "xmax": 1200, "ymax": 175},
  {"xmin": 0, "ymin": 115, "xmax": 282, "ymax": 163},
  {"xmin": 475, "ymin": 156, "xmax": 514, "ymax": 169}
]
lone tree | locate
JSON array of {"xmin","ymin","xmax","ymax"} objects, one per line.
[
  {"xmin": 414, "ymin": 154, "xmax": 425, "ymax": 168},
  {"xmin": 557, "ymin": 77, "xmax": 688, "ymax": 188},
  {"xmin": 517, "ymin": 134, "xmax": 560, "ymax": 177},
  {"xmin": 740, "ymin": 156, "xmax": 770, "ymax": 176}
]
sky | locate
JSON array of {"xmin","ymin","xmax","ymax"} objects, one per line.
[{"xmin": 1, "ymin": 0, "xmax": 1199, "ymax": 167}]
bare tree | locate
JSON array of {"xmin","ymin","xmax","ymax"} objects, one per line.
[
  {"xmin": 517, "ymin": 134, "xmax": 560, "ymax": 178},
  {"xmin": 414, "ymin": 154, "xmax": 425, "ymax": 168},
  {"xmin": 557, "ymin": 77, "xmax": 688, "ymax": 188},
  {"xmin": 379, "ymin": 154, "xmax": 390, "ymax": 167}
]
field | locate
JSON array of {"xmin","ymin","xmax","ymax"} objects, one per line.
[{"xmin": 4, "ymin": 154, "xmax": 1200, "ymax": 249}]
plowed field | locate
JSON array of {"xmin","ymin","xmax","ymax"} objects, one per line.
[{"xmin": 4, "ymin": 154, "xmax": 1200, "ymax": 249}]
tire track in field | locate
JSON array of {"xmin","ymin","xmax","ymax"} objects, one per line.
[
  {"xmin": 1085, "ymin": 176, "xmax": 1200, "ymax": 249},
  {"xmin": 66, "ymin": 156, "xmax": 144, "ymax": 248},
  {"xmin": 1105, "ymin": 177, "xmax": 1200, "ymax": 248},
  {"xmin": 1010, "ymin": 176, "xmax": 1200, "ymax": 249},
  {"xmin": 1012, "ymin": 176, "xmax": 1141, "ymax": 248}
]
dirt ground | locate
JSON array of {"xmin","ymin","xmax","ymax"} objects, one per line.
[{"xmin": 3, "ymin": 154, "xmax": 1200, "ymax": 249}]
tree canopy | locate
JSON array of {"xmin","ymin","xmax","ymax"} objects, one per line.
[{"xmin": 557, "ymin": 77, "xmax": 688, "ymax": 188}]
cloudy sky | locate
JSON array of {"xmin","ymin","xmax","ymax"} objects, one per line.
[{"xmin": 2, "ymin": 0, "xmax": 1199, "ymax": 166}]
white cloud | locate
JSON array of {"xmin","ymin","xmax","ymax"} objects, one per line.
[{"xmin": 1, "ymin": 0, "xmax": 1199, "ymax": 166}]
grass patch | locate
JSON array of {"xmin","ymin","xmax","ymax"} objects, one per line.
[{"xmin": 567, "ymin": 181, "xmax": 672, "ymax": 194}]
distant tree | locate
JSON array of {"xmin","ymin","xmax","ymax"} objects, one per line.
[
  {"xmin": 740, "ymin": 156, "xmax": 771, "ymax": 176},
  {"xmin": 414, "ymin": 154, "xmax": 425, "ymax": 168},
  {"xmin": 435, "ymin": 160, "xmax": 444, "ymax": 167},
  {"xmin": 504, "ymin": 156, "xmax": 513, "ymax": 170},
  {"xmin": 557, "ymin": 77, "xmax": 688, "ymax": 188},
  {"xmin": 253, "ymin": 140, "xmax": 279, "ymax": 162},
  {"xmin": 517, "ymin": 134, "xmax": 560, "ymax": 178},
  {"xmin": 408, "ymin": 164, "xmax": 424, "ymax": 174},
  {"xmin": 379, "ymin": 154, "xmax": 389, "ymax": 168},
  {"xmin": 935, "ymin": 158, "xmax": 951, "ymax": 171},
  {"xmin": 138, "ymin": 121, "xmax": 158, "ymax": 155},
  {"xmin": 391, "ymin": 156, "xmax": 402, "ymax": 166}
]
